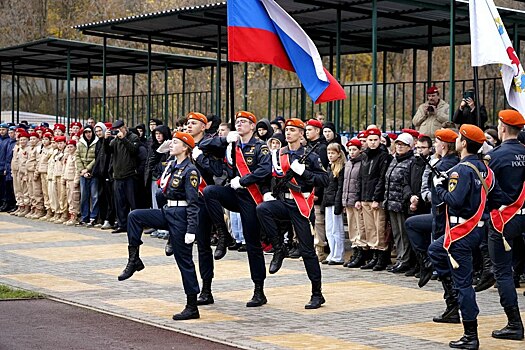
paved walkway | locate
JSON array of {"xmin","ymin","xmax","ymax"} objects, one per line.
[{"xmin": 0, "ymin": 212, "xmax": 523, "ymax": 350}]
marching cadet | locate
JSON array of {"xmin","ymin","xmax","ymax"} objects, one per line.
[
  {"xmin": 486, "ymin": 110, "xmax": 525, "ymax": 340},
  {"xmin": 428, "ymin": 124, "xmax": 502, "ymax": 350},
  {"xmin": 200, "ymin": 111, "xmax": 271, "ymax": 307},
  {"xmin": 256, "ymin": 118, "xmax": 329, "ymax": 309},
  {"xmin": 36, "ymin": 132, "xmax": 54, "ymax": 220},
  {"xmin": 14, "ymin": 130, "xmax": 30, "ymax": 217},
  {"xmin": 26, "ymin": 132, "xmax": 43, "ymax": 219},
  {"xmin": 118, "ymin": 132, "xmax": 202, "ymax": 321},
  {"xmin": 50, "ymin": 136, "xmax": 67, "ymax": 224},
  {"xmin": 63, "ymin": 140, "xmax": 80, "ymax": 226}
]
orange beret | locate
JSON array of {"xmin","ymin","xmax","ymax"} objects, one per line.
[
  {"xmin": 284, "ymin": 118, "xmax": 305, "ymax": 129},
  {"xmin": 366, "ymin": 128, "xmax": 381, "ymax": 137},
  {"xmin": 435, "ymin": 129, "xmax": 458, "ymax": 143},
  {"xmin": 173, "ymin": 131, "xmax": 195, "ymax": 149},
  {"xmin": 459, "ymin": 124, "xmax": 486, "ymax": 144},
  {"xmin": 498, "ymin": 109, "xmax": 525, "ymax": 127},
  {"xmin": 306, "ymin": 119, "xmax": 323, "ymax": 129},
  {"xmin": 187, "ymin": 112, "xmax": 208, "ymax": 125},
  {"xmin": 235, "ymin": 111, "xmax": 256, "ymax": 124}
]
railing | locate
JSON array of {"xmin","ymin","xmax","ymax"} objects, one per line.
[{"xmin": 270, "ymin": 77, "xmax": 507, "ymax": 133}]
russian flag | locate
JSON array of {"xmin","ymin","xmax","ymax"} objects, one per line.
[{"xmin": 228, "ymin": 0, "xmax": 346, "ymax": 104}]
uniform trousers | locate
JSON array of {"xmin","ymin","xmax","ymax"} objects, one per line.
[
  {"xmin": 196, "ymin": 197, "xmax": 214, "ymax": 281},
  {"xmin": 32, "ymin": 173, "xmax": 44, "ymax": 210},
  {"xmin": 428, "ymin": 227, "xmax": 484, "ymax": 321},
  {"xmin": 257, "ymin": 199, "xmax": 321, "ymax": 282},
  {"xmin": 405, "ymin": 214, "xmax": 433, "ymax": 254},
  {"xmin": 66, "ymin": 180, "xmax": 80, "ymax": 215},
  {"xmin": 203, "ymin": 185, "xmax": 266, "ymax": 283},
  {"xmin": 488, "ymin": 215, "xmax": 525, "ymax": 309},
  {"xmin": 27, "ymin": 171, "xmax": 35, "ymax": 207},
  {"xmin": 40, "ymin": 173, "xmax": 49, "ymax": 210},
  {"xmin": 346, "ymin": 206, "xmax": 367, "ymax": 248},
  {"xmin": 127, "ymin": 207, "xmax": 200, "ymax": 295},
  {"xmin": 12, "ymin": 169, "xmax": 20, "ymax": 205},
  {"xmin": 0, "ymin": 174, "xmax": 5, "ymax": 204},
  {"xmin": 361, "ymin": 202, "xmax": 388, "ymax": 251},
  {"xmin": 48, "ymin": 177, "xmax": 57, "ymax": 213},
  {"xmin": 56, "ymin": 178, "xmax": 68, "ymax": 214}
]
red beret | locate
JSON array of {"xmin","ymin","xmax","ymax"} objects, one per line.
[
  {"xmin": 459, "ymin": 124, "xmax": 486, "ymax": 144},
  {"xmin": 18, "ymin": 131, "xmax": 30, "ymax": 139},
  {"xmin": 235, "ymin": 111, "xmax": 257, "ymax": 124},
  {"xmin": 15, "ymin": 128, "xmax": 26, "ymax": 133},
  {"xmin": 427, "ymin": 86, "xmax": 439, "ymax": 94},
  {"xmin": 285, "ymin": 118, "xmax": 306, "ymax": 129},
  {"xmin": 435, "ymin": 129, "xmax": 458, "ymax": 143},
  {"xmin": 357, "ymin": 131, "xmax": 367, "ymax": 139},
  {"xmin": 70, "ymin": 121, "xmax": 82, "ymax": 128},
  {"xmin": 66, "ymin": 139, "xmax": 77, "ymax": 146},
  {"xmin": 104, "ymin": 122, "xmax": 113, "ymax": 129},
  {"xmin": 34, "ymin": 126, "xmax": 43, "ymax": 132},
  {"xmin": 366, "ymin": 128, "xmax": 381, "ymax": 137},
  {"xmin": 498, "ymin": 109, "xmax": 525, "ymax": 127},
  {"xmin": 346, "ymin": 138, "xmax": 362, "ymax": 149},
  {"xmin": 401, "ymin": 128, "xmax": 420, "ymax": 138},
  {"xmin": 173, "ymin": 131, "xmax": 195, "ymax": 149},
  {"xmin": 29, "ymin": 132, "xmax": 40, "ymax": 139},
  {"xmin": 53, "ymin": 123, "xmax": 66, "ymax": 132},
  {"xmin": 187, "ymin": 112, "xmax": 208, "ymax": 125},
  {"xmin": 306, "ymin": 119, "xmax": 323, "ymax": 129},
  {"xmin": 387, "ymin": 132, "xmax": 398, "ymax": 140},
  {"xmin": 54, "ymin": 136, "xmax": 67, "ymax": 143},
  {"xmin": 44, "ymin": 128, "xmax": 53, "ymax": 134},
  {"xmin": 43, "ymin": 132, "xmax": 53, "ymax": 139}
]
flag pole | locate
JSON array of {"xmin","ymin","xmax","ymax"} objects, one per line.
[
  {"xmin": 473, "ymin": 67, "xmax": 481, "ymax": 127},
  {"xmin": 229, "ymin": 60, "xmax": 237, "ymax": 175}
]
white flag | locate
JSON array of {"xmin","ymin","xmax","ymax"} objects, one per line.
[{"xmin": 470, "ymin": 0, "xmax": 525, "ymax": 115}]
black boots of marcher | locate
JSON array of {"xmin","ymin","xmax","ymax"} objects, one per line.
[
  {"xmin": 449, "ymin": 320, "xmax": 479, "ymax": 349},
  {"xmin": 118, "ymin": 246, "xmax": 145, "ymax": 281},
  {"xmin": 214, "ymin": 224, "xmax": 233, "ymax": 260},
  {"xmin": 433, "ymin": 276, "xmax": 460, "ymax": 324},
  {"xmin": 305, "ymin": 280, "xmax": 325, "ymax": 309},
  {"xmin": 417, "ymin": 251, "xmax": 433, "ymax": 288},
  {"xmin": 492, "ymin": 305, "xmax": 524, "ymax": 340},
  {"xmin": 197, "ymin": 278, "xmax": 214, "ymax": 305},
  {"xmin": 246, "ymin": 281, "xmax": 267, "ymax": 307},
  {"xmin": 269, "ymin": 237, "xmax": 287, "ymax": 274},
  {"xmin": 474, "ymin": 248, "xmax": 495, "ymax": 292},
  {"xmin": 173, "ymin": 294, "xmax": 200, "ymax": 320}
]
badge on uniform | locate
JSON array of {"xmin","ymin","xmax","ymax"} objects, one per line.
[
  {"xmin": 171, "ymin": 177, "xmax": 180, "ymax": 188},
  {"xmin": 190, "ymin": 171, "xmax": 198, "ymax": 188},
  {"xmin": 448, "ymin": 171, "xmax": 459, "ymax": 192},
  {"xmin": 261, "ymin": 145, "xmax": 269, "ymax": 155},
  {"xmin": 246, "ymin": 157, "xmax": 254, "ymax": 165}
]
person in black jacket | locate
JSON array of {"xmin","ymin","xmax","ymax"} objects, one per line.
[
  {"xmin": 92, "ymin": 122, "xmax": 115, "ymax": 229},
  {"xmin": 355, "ymin": 127, "xmax": 392, "ymax": 271},
  {"xmin": 104, "ymin": 120, "xmax": 140, "ymax": 233},
  {"xmin": 404, "ymin": 135, "xmax": 433, "ymax": 216},
  {"xmin": 452, "ymin": 89, "xmax": 488, "ymax": 128}
]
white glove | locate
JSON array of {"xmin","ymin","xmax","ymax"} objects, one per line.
[
  {"xmin": 433, "ymin": 175, "xmax": 445, "ymax": 187},
  {"xmin": 156, "ymin": 140, "xmax": 172, "ymax": 153},
  {"xmin": 263, "ymin": 192, "xmax": 276, "ymax": 202},
  {"xmin": 192, "ymin": 146, "xmax": 203, "ymax": 160},
  {"xmin": 226, "ymin": 143, "xmax": 233, "ymax": 165},
  {"xmin": 226, "ymin": 131, "xmax": 239, "ymax": 144},
  {"xmin": 185, "ymin": 233, "xmax": 195, "ymax": 244},
  {"xmin": 230, "ymin": 176, "xmax": 243, "ymax": 190},
  {"xmin": 290, "ymin": 160, "xmax": 306, "ymax": 176}
]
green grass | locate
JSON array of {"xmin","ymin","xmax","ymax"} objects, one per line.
[{"xmin": 0, "ymin": 284, "xmax": 43, "ymax": 300}]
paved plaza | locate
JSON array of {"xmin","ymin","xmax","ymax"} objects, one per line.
[{"xmin": 0, "ymin": 212, "xmax": 524, "ymax": 350}]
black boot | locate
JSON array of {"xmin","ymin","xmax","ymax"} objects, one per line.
[
  {"xmin": 214, "ymin": 224, "xmax": 233, "ymax": 260},
  {"xmin": 347, "ymin": 247, "xmax": 367, "ymax": 268},
  {"xmin": 173, "ymin": 294, "xmax": 200, "ymax": 320},
  {"xmin": 269, "ymin": 237, "xmax": 287, "ymax": 274},
  {"xmin": 165, "ymin": 237, "xmax": 174, "ymax": 256},
  {"xmin": 305, "ymin": 280, "xmax": 325, "ymax": 309},
  {"xmin": 373, "ymin": 250, "xmax": 391, "ymax": 271},
  {"xmin": 492, "ymin": 305, "xmax": 524, "ymax": 340},
  {"xmin": 118, "ymin": 246, "xmax": 145, "ymax": 281},
  {"xmin": 246, "ymin": 281, "xmax": 267, "ymax": 307},
  {"xmin": 474, "ymin": 248, "xmax": 495, "ymax": 292},
  {"xmin": 433, "ymin": 276, "xmax": 460, "ymax": 324},
  {"xmin": 418, "ymin": 251, "xmax": 434, "ymax": 288},
  {"xmin": 344, "ymin": 248, "xmax": 358, "ymax": 267},
  {"xmin": 360, "ymin": 250, "xmax": 378, "ymax": 270},
  {"xmin": 449, "ymin": 320, "xmax": 479, "ymax": 349},
  {"xmin": 197, "ymin": 279, "xmax": 214, "ymax": 305}
]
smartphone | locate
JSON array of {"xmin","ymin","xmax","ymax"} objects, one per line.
[
  {"xmin": 110, "ymin": 130, "xmax": 119, "ymax": 136},
  {"xmin": 463, "ymin": 91, "xmax": 475, "ymax": 100}
]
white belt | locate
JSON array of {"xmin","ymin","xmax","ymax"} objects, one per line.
[
  {"xmin": 167, "ymin": 200, "xmax": 188, "ymax": 207},
  {"xmin": 284, "ymin": 192, "xmax": 310, "ymax": 200},
  {"xmin": 449, "ymin": 216, "xmax": 484, "ymax": 227}
]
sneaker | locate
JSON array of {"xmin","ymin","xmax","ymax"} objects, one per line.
[
  {"xmin": 94, "ymin": 223, "xmax": 102, "ymax": 228},
  {"xmin": 150, "ymin": 230, "xmax": 160, "ymax": 238},
  {"xmin": 75, "ymin": 221, "xmax": 87, "ymax": 227},
  {"xmin": 101, "ymin": 221, "xmax": 112, "ymax": 230},
  {"xmin": 237, "ymin": 244, "xmax": 247, "ymax": 252},
  {"xmin": 86, "ymin": 219, "xmax": 96, "ymax": 227}
]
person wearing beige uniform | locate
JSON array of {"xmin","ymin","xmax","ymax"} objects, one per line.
[
  {"xmin": 35, "ymin": 132, "xmax": 54, "ymax": 220},
  {"xmin": 26, "ymin": 132, "xmax": 43, "ymax": 219},
  {"xmin": 51, "ymin": 136, "xmax": 67, "ymax": 223},
  {"xmin": 14, "ymin": 131, "xmax": 31, "ymax": 217},
  {"xmin": 63, "ymin": 140, "xmax": 80, "ymax": 226}
]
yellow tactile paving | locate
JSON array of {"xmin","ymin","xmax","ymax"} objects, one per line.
[
  {"xmin": 0, "ymin": 231, "xmax": 99, "ymax": 245},
  {"xmin": 375, "ymin": 313, "xmax": 525, "ymax": 350},
  {"xmin": 104, "ymin": 298, "xmax": 241, "ymax": 323},
  {"xmin": 95, "ymin": 260, "xmax": 302, "ymax": 284},
  {"xmin": 6, "ymin": 244, "xmax": 164, "ymax": 262},
  {"xmin": 218, "ymin": 280, "xmax": 441, "ymax": 314},
  {"xmin": 253, "ymin": 333, "xmax": 380, "ymax": 350},
  {"xmin": 0, "ymin": 221, "xmax": 33, "ymax": 230},
  {"xmin": 0, "ymin": 273, "xmax": 104, "ymax": 292}
]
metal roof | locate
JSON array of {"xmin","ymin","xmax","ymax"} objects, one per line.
[
  {"xmin": 0, "ymin": 37, "xmax": 221, "ymax": 80},
  {"xmin": 74, "ymin": 0, "xmax": 525, "ymax": 56}
]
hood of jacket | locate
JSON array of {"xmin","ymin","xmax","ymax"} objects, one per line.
[{"xmin": 256, "ymin": 119, "xmax": 274, "ymax": 141}]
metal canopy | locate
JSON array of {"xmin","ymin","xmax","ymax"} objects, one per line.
[
  {"xmin": 0, "ymin": 37, "xmax": 221, "ymax": 80},
  {"xmin": 74, "ymin": 0, "xmax": 525, "ymax": 55}
]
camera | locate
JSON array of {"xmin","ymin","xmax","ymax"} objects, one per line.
[
  {"xmin": 463, "ymin": 91, "xmax": 475, "ymax": 100},
  {"xmin": 427, "ymin": 105, "xmax": 435, "ymax": 113},
  {"xmin": 110, "ymin": 130, "xmax": 119, "ymax": 136}
]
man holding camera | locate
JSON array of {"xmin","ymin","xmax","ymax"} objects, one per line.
[
  {"xmin": 453, "ymin": 89, "xmax": 488, "ymax": 128},
  {"xmin": 413, "ymin": 86, "xmax": 450, "ymax": 137}
]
